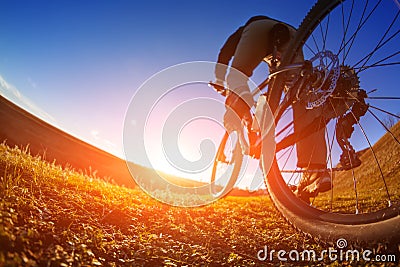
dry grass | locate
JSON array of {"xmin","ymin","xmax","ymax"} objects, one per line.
[
  {"xmin": 1, "ymin": 143, "xmax": 398, "ymax": 266},
  {"xmin": 0, "ymin": 143, "xmax": 318, "ymax": 266}
]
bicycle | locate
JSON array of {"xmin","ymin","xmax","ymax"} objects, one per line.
[{"xmin": 210, "ymin": 0, "xmax": 400, "ymax": 245}]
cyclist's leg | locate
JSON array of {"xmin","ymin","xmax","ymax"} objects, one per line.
[
  {"xmin": 293, "ymin": 102, "xmax": 327, "ymax": 169},
  {"xmin": 293, "ymin": 102, "xmax": 330, "ymax": 198},
  {"xmin": 226, "ymin": 19, "xmax": 276, "ymax": 104}
]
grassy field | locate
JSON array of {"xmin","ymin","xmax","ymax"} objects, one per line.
[{"xmin": 0, "ymin": 143, "xmax": 398, "ymax": 266}]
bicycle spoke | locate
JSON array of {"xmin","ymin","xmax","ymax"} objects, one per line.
[
  {"xmin": 357, "ymin": 51, "xmax": 400, "ymax": 74},
  {"xmin": 339, "ymin": 0, "xmax": 354, "ymax": 64},
  {"xmin": 327, "ymin": 129, "xmax": 336, "ymax": 212},
  {"xmin": 304, "ymin": 43, "xmax": 317, "ymax": 58},
  {"xmin": 367, "ymin": 96, "xmax": 400, "ymax": 100},
  {"xmin": 276, "ymin": 112, "xmax": 295, "ymax": 166},
  {"xmin": 367, "ymin": 109, "xmax": 400, "ymax": 145},
  {"xmin": 342, "ymin": 90, "xmax": 400, "ymax": 143},
  {"xmin": 279, "ymin": 145, "xmax": 295, "ymax": 171},
  {"xmin": 353, "ymin": 12, "xmax": 400, "ymax": 70},
  {"xmin": 350, "ymin": 167, "xmax": 359, "ymax": 214},
  {"xmin": 346, "ymin": 102, "xmax": 392, "ymax": 206},
  {"xmin": 283, "ymin": 166, "xmax": 300, "ymax": 188},
  {"xmin": 332, "ymin": 95, "xmax": 400, "ymax": 100},
  {"xmin": 328, "ymin": 96, "xmax": 361, "ymax": 213},
  {"xmin": 324, "ymin": 125, "xmax": 335, "ymax": 210},
  {"xmin": 326, "ymin": 100, "xmax": 339, "ymax": 211},
  {"xmin": 308, "ymin": 34, "xmax": 321, "ymax": 56},
  {"xmin": 369, "ymin": 105, "xmax": 400, "ymax": 119},
  {"xmin": 353, "ymin": 35, "xmax": 400, "ymax": 70},
  {"xmin": 354, "ymin": 61, "xmax": 400, "ymax": 70},
  {"xmin": 340, "ymin": 0, "xmax": 369, "ymax": 62},
  {"xmin": 340, "ymin": 0, "xmax": 383, "ymax": 63},
  {"xmin": 318, "ymin": 13, "xmax": 330, "ymax": 65},
  {"xmin": 341, "ymin": 90, "xmax": 398, "ymax": 208}
]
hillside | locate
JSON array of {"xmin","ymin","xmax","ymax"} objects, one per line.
[
  {"xmin": 0, "ymin": 95, "xmax": 133, "ymax": 187},
  {"xmin": 315, "ymin": 121, "xmax": 400, "ymax": 213}
]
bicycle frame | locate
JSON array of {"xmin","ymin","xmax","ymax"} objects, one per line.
[
  {"xmin": 244, "ymin": 62, "xmax": 306, "ymax": 153},
  {"xmin": 249, "ymin": 62, "xmax": 305, "ymax": 98},
  {"xmin": 210, "ymin": 61, "xmax": 309, "ymax": 159}
]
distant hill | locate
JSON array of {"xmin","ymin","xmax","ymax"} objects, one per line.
[
  {"xmin": 0, "ymin": 95, "xmax": 136, "ymax": 187},
  {"xmin": 0, "ymin": 95, "xmax": 261, "ymax": 196},
  {"xmin": 0, "ymin": 95, "xmax": 207, "ymax": 190}
]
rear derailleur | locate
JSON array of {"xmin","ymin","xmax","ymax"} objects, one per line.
[{"xmin": 335, "ymin": 90, "xmax": 369, "ymax": 170}]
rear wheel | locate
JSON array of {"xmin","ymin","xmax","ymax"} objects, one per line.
[{"xmin": 263, "ymin": 0, "xmax": 400, "ymax": 244}]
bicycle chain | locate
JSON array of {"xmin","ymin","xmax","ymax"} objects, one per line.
[{"xmin": 281, "ymin": 166, "xmax": 348, "ymax": 173}]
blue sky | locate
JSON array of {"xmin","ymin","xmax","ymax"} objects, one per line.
[
  {"xmin": 0, "ymin": 1, "xmax": 313, "ymax": 157},
  {"xmin": 1, "ymin": 1, "xmax": 399, "ymax": 189}
]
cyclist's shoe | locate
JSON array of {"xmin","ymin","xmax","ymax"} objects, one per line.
[
  {"xmin": 295, "ymin": 170, "xmax": 332, "ymax": 203},
  {"xmin": 295, "ymin": 189, "xmax": 312, "ymax": 204}
]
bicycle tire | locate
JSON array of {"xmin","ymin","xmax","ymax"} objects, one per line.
[
  {"xmin": 262, "ymin": 0, "xmax": 400, "ymax": 244},
  {"xmin": 210, "ymin": 131, "xmax": 243, "ymax": 197}
]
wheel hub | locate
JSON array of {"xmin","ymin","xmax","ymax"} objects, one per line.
[{"xmin": 326, "ymin": 65, "xmax": 362, "ymax": 119}]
